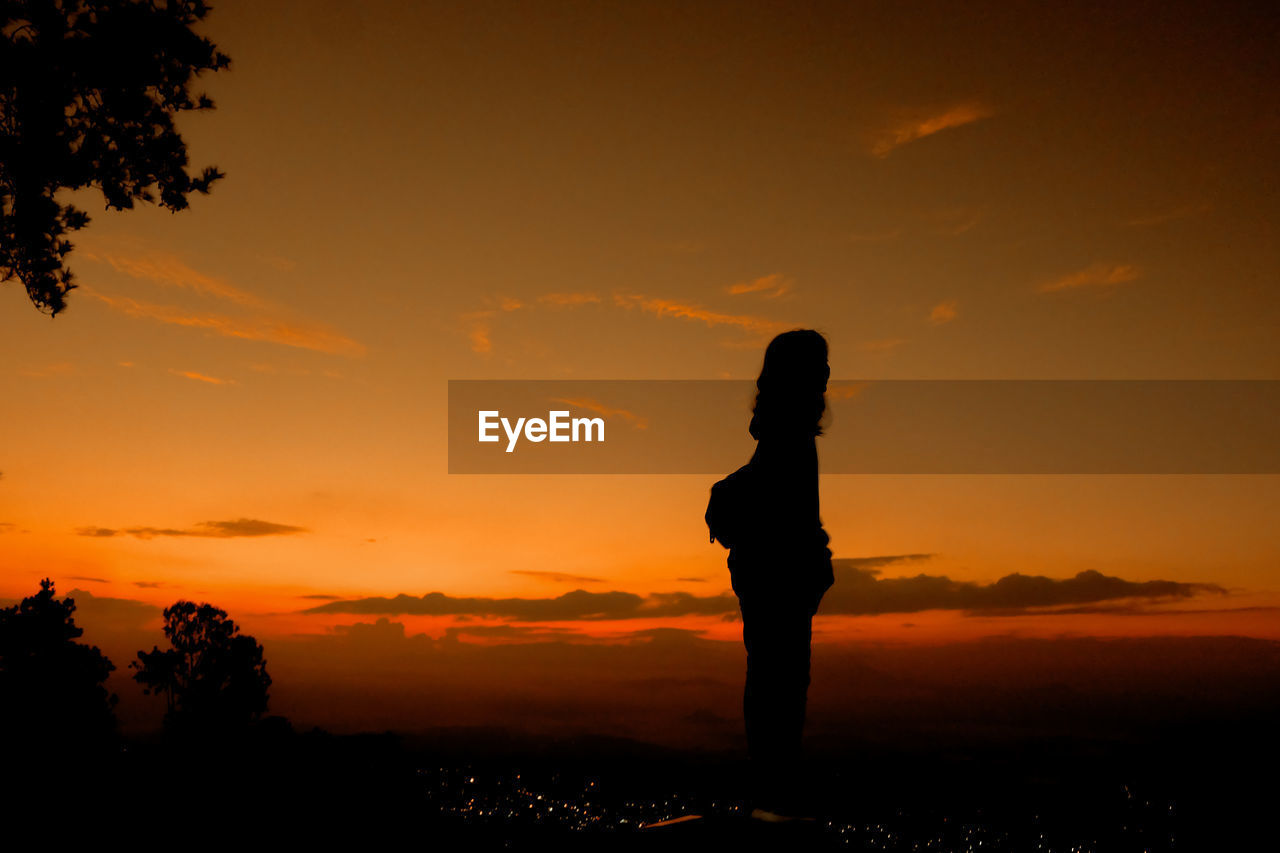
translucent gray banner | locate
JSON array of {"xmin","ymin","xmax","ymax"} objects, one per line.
[{"xmin": 447, "ymin": 380, "xmax": 1280, "ymax": 474}]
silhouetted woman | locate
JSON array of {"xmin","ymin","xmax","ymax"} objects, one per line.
[{"xmin": 713, "ymin": 328, "xmax": 834, "ymax": 821}]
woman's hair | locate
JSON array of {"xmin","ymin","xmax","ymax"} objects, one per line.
[{"xmin": 749, "ymin": 329, "xmax": 830, "ymax": 439}]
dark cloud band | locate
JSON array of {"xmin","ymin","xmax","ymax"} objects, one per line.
[
  {"xmin": 76, "ymin": 517, "xmax": 306, "ymax": 539},
  {"xmin": 304, "ymin": 556, "xmax": 1224, "ymax": 620}
]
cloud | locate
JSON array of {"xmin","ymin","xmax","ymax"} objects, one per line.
[
  {"xmin": 613, "ymin": 293, "xmax": 788, "ymax": 337},
  {"xmin": 827, "ymin": 381, "xmax": 872, "ymax": 401},
  {"xmin": 840, "ymin": 554, "xmax": 935, "ymax": 570},
  {"xmin": 88, "ymin": 290, "xmax": 366, "ymax": 356},
  {"xmin": 1122, "ymin": 202, "xmax": 1211, "ymax": 228},
  {"xmin": 260, "ymin": 254, "xmax": 297, "ymax": 273},
  {"xmin": 460, "ymin": 294, "xmax": 602, "ymax": 354},
  {"xmin": 170, "ymin": 369, "xmax": 236, "ymax": 385},
  {"xmin": 464, "ymin": 286, "xmax": 786, "ymax": 356},
  {"xmin": 550, "ymin": 397, "xmax": 648, "ymax": 430},
  {"xmin": 725, "ymin": 274, "xmax": 793, "ymax": 299},
  {"xmin": 66, "ymin": 575, "xmax": 110, "ymax": 584},
  {"xmin": 81, "ymin": 247, "xmax": 266, "ymax": 307},
  {"xmin": 77, "ymin": 246, "xmax": 365, "ymax": 356},
  {"xmin": 442, "ymin": 624, "xmax": 585, "ymax": 643},
  {"xmin": 1039, "ymin": 263, "xmax": 1141, "ymax": 293},
  {"xmin": 928, "ymin": 300, "xmax": 958, "ymax": 325},
  {"xmin": 510, "ymin": 570, "xmax": 607, "ymax": 585},
  {"xmin": 925, "ymin": 207, "xmax": 983, "ymax": 236},
  {"xmin": 464, "ymin": 313, "xmax": 493, "ymax": 354},
  {"xmin": 63, "ymin": 588, "xmax": 162, "ymax": 631},
  {"xmin": 538, "ymin": 292, "xmax": 602, "ymax": 306},
  {"xmin": 846, "ymin": 227, "xmax": 902, "ymax": 243},
  {"xmin": 304, "ymin": 588, "xmax": 737, "ymax": 621},
  {"xmin": 821, "ymin": 562, "xmax": 1226, "ymax": 616},
  {"xmin": 306, "ymin": 558, "xmax": 1224, "ymax": 622},
  {"xmin": 871, "ymin": 101, "xmax": 994, "ymax": 157},
  {"xmin": 17, "ymin": 362, "xmax": 77, "ymax": 377},
  {"xmin": 76, "ymin": 518, "xmax": 307, "ymax": 540}
]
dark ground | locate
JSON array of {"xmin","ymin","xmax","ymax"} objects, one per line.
[{"xmin": 4, "ymin": 712, "xmax": 1275, "ymax": 851}]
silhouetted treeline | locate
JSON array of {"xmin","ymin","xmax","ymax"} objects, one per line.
[
  {"xmin": 133, "ymin": 600, "xmax": 271, "ymax": 737},
  {"xmin": 0, "ymin": 579, "xmax": 117, "ymax": 753}
]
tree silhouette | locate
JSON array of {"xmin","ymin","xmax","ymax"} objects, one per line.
[
  {"xmin": 1, "ymin": 0, "xmax": 230, "ymax": 316},
  {"xmin": 0, "ymin": 578, "xmax": 117, "ymax": 749},
  {"xmin": 132, "ymin": 600, "xmax": 270, "ymax": 734}
]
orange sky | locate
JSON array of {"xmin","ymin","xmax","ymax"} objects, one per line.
[{"xmin": 2, "ymin": 2, "xmax": 1279, "ymax": 734}]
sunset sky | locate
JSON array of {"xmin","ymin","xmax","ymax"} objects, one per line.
[{"xmin": 2, "ymin": 0, "xmax": 1278, "ymax": 736}]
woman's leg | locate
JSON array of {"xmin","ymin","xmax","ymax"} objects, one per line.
[{"xmin": 740, "ymin": 593, "xmax": 815, "ymax": 813}]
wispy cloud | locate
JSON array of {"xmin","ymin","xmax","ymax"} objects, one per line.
[
  {"xmin": 613, "ymin": 293, "xmax": 788, "ymax": 337},
  {"xmin": 81, "ymin": 247, "xmax": 265, "ymax": 307},
  {"xmin": 462, "ymin": 311, "xmax": 494, "ymax": 354},
  {"xmin": 827, "ymin": 381, "xmax": 873, "ymax": 401},
  {"xmin": 88, "ymin": 290, "xmax": 366, "ymax": 356},
  {"xmin": 510, "ymin": 570, "xmax": 607, "ymax": 585},
  {"xmin": 925, "ymin": 207, "xmax": 983, "ymax": 236},
  {"xmin": 79, "ymin": 246, "xmax": 364, "ymax": 356},
  {"xmin": 538, "ymin": 292, "xmax": 602, "ymax": 306},
  {"xmin": 259, "ymin": 254, "xmax": 297, "ymax": 273},
  {"xmin": 76, "ymin": 518, "xmax": 308, "ymax": 540},
  {"xmin": 18, "ymin": 362, "xmax": 77, "ymax": 378},
  {"xmin": 928, "ymin": 300, "xmax": 959, "ymax": 325},
  {"xmin": 170, "ymin": 369, "xmax": 236, "ymax": 385},
  {"xmin": 463, "ymin": 287, "xmax": 787, "ymax": 356},
  {"xmin": 846, "ymin": 227, "xmax": 903, "ymax": 244},
  {"xmin": 725, "ymin": 274, "xmax": 793, "ymax": 299},
  {"xmin": 1039, "ymin": 263, "xmax": 1141, "ymax": 293},
  {"xmin": 1122, "ymin": 202, "xmax": 1212, "ymax": 228},
  {"xmin": 551, "ymin": 397, "xmax": 648, "ymax": 429},
  {"xmin": 871, "ymin": 101, "xmax": 994, "ymax": 157}
]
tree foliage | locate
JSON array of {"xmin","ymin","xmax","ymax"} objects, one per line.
[
  {"xmin": 133, "ymin": 600, "xmax": 270, "ymax": 733},
  {"xmin": 0, "ymin": 578, "xmax": 117, "ymax": 747},
  {"xmin": 1, "ymin": 0, "xmax": 230, "ymax": 315}
]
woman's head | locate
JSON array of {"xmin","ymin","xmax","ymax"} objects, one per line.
[{"xmin": 750, "ymin": 329, "xmax": 830, "ymax": 438}]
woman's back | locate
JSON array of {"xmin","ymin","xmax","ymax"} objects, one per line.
[{"xmin": 726, "ymin": 333, "xmax": 834, "ymax": 605}]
